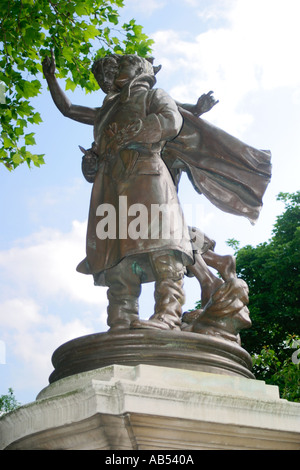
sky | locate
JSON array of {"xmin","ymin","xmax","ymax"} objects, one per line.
[{"xmin": 1, "ymin": 0, "xmax": 300, "ymax": 406}]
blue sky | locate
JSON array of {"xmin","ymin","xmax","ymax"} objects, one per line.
[{"xmin": 1, "ymin": 0, "xmax": 300, "ymax": 405}]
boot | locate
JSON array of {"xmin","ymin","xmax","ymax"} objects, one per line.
[
  {"xmin": 132, "ymin": 278, "xmax": 185, "ymax": 330},
  {"xmin": 105, "ymin": 259, "xmax": 141, "ymax": 332},
  {"xmin": 107, "ymin": 293, "xmax": 139, "ymax": 331},
  {"xmin": 132, "ymin": 250, "xmax": 185, "ymax": 331}
]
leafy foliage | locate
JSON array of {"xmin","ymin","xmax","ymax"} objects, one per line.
[
  {"xmin": 237, "ymin": 192, "xmax": 300, "ymax": 351},
  {"xmin": 0, "ymin": 388, "xmax": 20, "ymax": 415},
  {"xmin": 252, "ymin": 335, "xmax": 300, "ymax": 402},
  {"xmin": 232, "ymin": 192, "xmax": 300, "ymax": 401},
  {"xmin": 0, "ymin": 0, "xmax": 154, "ymax": 170}
]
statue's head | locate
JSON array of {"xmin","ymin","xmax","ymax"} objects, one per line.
[
  {"xmin": 114, "ymin": 55, "xmax": 161, "ymax": 90},
  {"xmin": 92, "ymin": 55, "xmax": 120, "ymax": 94},
  {"xmin": 92, "ymin": 54, "xmax": 162, "ymax": 95}
]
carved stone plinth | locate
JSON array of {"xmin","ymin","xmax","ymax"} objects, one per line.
[
  {"xmin": 1, "ymin": 365, "xmax": 300, "ymax": 450},
  {"xmin": 49, "ymin": 330, "xmax": 254, "ymax": 384}
]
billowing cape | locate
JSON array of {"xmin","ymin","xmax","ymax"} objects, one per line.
[{"xmin": 163, "ymin": 108, "xmax": 272, "ymax": 224}]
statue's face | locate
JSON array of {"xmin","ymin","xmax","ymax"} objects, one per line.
[
  {"xmin": 95, "ymin": 58, "xmax": 118, "ymax": 94},
  {"xmin": 114, "ymin": 56, "xmax": 142, "ymax": 88}
]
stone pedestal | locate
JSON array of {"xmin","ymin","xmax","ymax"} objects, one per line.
[{"xmin": 1, "ymin": 364, "xmax": 300, "ymax": 450}]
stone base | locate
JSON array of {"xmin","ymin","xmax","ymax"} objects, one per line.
[
  {"xmin": 1, "ymin": 365, "xmax": 300, "ymax": 450},
  {"xmin": 49, "ymin": 329, "xmax": 254, "ymax": 383}
]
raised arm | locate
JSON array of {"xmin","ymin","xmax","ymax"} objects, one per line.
[
  {"xmin": 178, "ymin": 91, "xmax": 219, "ymax": 117},
  {"xmin": 42, "ymin": 51, "xmax": 97, "ymax": 125}
]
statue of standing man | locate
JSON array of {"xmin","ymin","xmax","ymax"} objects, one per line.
[
  {"xmin": 43, "ymin": 53, "xmax": 195, "ymax": 331},
  {"xmin": 43, "ymin": 51, "xmax": 271, "ymax": 340}
]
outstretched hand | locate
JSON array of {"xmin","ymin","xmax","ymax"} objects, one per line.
[
  {"xmin": 42, "ymin": 49, "xmax": 56, "ymax": 77},
  {"xmin": 195, "ymin": 91, "xmax": 219, "ymax": 116}
]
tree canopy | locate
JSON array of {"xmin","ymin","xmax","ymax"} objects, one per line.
[
  {"xmin": 0, "ymin": 388, "xmax": 20, "ymax": 415},
  {"xmin": 0, "ymin": 0, "xmax": 154, "ymax": 170},
  {"xmin": 232, "ymin": 192, "xmax": 300, "ymax": 401}
]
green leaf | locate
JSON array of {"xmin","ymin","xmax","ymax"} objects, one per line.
[
  {"xmin": 12, "ymin": 152, "xmax": 22, "ymax": 164},
  {"xmin": 61, "ymin": 47, "xmax": 74, "ymax": 62},
  {"xmin": 0, "ymin": 0, "xmax": 153, "ymax": 170},
  {"xmin": 108, "ymin": 14, "xmax": 119, "ymax": 25},
  {"xmin": 2, "ymin": 135, "xmax": 13, "ymax": 148},
  {"xmin": 31, "ymin": 112, "xmax": 43, "ymax": 124},
  {"xmin": 24, "ymin": 132, "xmax": 36, "ymax": 146},
  {"xmin": 65, "ymin": 78, "xmax": 77, "ymax": 92},
  {"xmin": 84, "ymin": 24, "xmax": 99, "ymax": 40},
  {"xmin": 75, "ymin": 4, "xmax": 88, "ymax": 15}
]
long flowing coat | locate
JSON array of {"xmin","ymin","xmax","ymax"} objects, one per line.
[
  {"xmin": 77, "ymin": 79, "xmax": 194, "ymax": 285},
  {"xmin": 163, "ymin": 109, "xmax": 272, "ymax": 225}
]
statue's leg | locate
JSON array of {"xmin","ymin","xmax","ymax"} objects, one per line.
[
  {"xmin": 151, "ymin": 277, "xmax": 185, "ymax": 329},
  {"xmin": 105, "ymin": 258, "xmax": 141, "ymax": 331},
  {"xmin": 131, "ymin": 250, "xmax": 185, "ymax": 330}
]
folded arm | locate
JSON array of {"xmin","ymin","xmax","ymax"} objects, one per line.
[{"xmin": 106, "ymin": 88, "xmax": 183, "ymax": 152}]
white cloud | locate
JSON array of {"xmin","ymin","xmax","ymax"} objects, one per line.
[
  {"xmin": 196, "ymin": 0, "xmax": 236, "ymax": 21},
  {"xmin": 226, "ymin": 0, "xmax": 300, "ymax": 90},
  {"xmin": 0, "ymin": 297, "xmax": 93, "ymax": 357},
  {"xmin": 0, "ymin": 222, "xmax": 109, "ymax": 398},
  {"xmin": 0, "ymin": 220, "xmax": 109, "ymax": 389},
  {"xmin": 152, "ymin": 0, "xmax": 300, "ymax": 135},
  {"xmin": 0, "ymin": 296, "xmax": 95, "ymax": 396},
  {"xmin": 0, "ymin": 220, "xmax": 106, "ymax": 305},
  {"xmin": 0, "ymin": 298, "xmax": 41, "ymax": 331},
  {"xmin": 124, "ymin": 0, "xmax": 165, "ymax": 16}
]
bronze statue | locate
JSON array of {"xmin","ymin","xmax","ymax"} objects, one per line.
[{"xmin": 43, "ymin": 52, "xmax": 271, "ymax": 341}]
